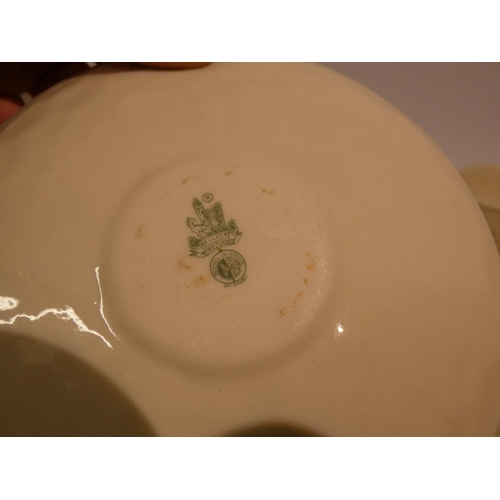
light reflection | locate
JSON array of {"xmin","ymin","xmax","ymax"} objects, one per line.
[
  {"xmin": 0, "ymin": 296, "xmax": 19, "ymax": 312},
  {"xmin": 0, "ymin": 306, "xmax": 113, "ymax": 349},
  {"xmin": 334, "ymin": 322, "xmax": 346, "ymax": 339},
  {"xmin": 95, "ymin": 266, "xmax": 119, "ymax": 340},
  {"xmin": 0, "ymin": 267, "xmax": 118, "ymax": 350}
]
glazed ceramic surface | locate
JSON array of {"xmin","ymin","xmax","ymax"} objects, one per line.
[
  {"xmin": 1, "ymin": 63, "xmax": 500, "ymax": 436},
  {"xmin": 461, "ymin": 165, "xmax": 500, "ymax": 254}
]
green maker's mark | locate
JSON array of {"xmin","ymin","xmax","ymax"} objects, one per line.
[{"xmin": 187, "ymin": 193, "xmax": 247, "ymax": 286}]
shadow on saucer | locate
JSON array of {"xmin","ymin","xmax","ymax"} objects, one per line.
[
  {"xmin": 224, "ymin": 422, "xmax": 322, "ymax": 437},
  {"xmin": 0, "ymin": 330, "xmax": 155, "ymax": 437}
]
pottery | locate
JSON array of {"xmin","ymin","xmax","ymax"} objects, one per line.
[
  {"xmin": 461, "ymin": 165, "xmax": 500, "ymax": 254},
  {"xmin": 1, "ymin": 63, "xmax": 500, "ymax": 436}
]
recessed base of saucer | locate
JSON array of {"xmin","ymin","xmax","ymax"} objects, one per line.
[{"xmin": 101, "ymin": 154, "xmax": 334, "ymax": 370}]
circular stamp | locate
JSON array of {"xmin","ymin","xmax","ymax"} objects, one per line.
[
  {"xmin": 210, "ymin": 250, "xmax": 247, "ymax": 285},
  {"xmin": 202, "ymin": 192, "xmax": 213, "ymax": 203}
]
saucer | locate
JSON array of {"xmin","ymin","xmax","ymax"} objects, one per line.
[{"xmin": 1, "ymin": 63, "xmax": 500, "ymax": 435}]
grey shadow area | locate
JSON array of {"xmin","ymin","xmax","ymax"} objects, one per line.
[
  {"xmin": 224, "ymin": 423, "xmax": 323, "ymax": 437},
  {"xmin": 0, "ymin": 330, "xmax": 155, "ymax": 436}
]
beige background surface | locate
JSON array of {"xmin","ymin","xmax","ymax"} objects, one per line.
[{"xmin": 320, "ymin": 63, "xmax": 500, "ymax": 170}]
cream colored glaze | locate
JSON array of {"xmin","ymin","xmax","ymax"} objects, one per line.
[
  {"xmin": 1, "ymin": 63, "xmax": 500, "ymax": 436},
  {"xmin": 461, "ymin": 165, "xmax": 500, "ymax": 211},
  {"xmin": 102, "ymin": 154, "xmax": 333, "ymax": 370},
  {"xmin": 461, "ymin": 165, "xmax": 500, "ymax": 254}
]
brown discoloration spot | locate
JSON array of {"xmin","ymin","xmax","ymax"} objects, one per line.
[
  {"xmin": 225, "ymin": 171, "xmax": 232, "ymax": 176},
  {"xmin": 268, "ymin": 191, "xmax": 274, "ymax": 194},
  {"xmin": 261, "ymin": 188, "xmax": 267, "ymax": 193},
  {"xmin": 297, "ymin": 292, "xmax": 303, "ymax": 298},
  {"xmin": 306, "ymin": 253, "xmax": 315, "ymax": 271},
  {"xmin": 136, "ymin": 227, "xmax": 142, "ymax": 240},
  {"xmin": 181, "ymin": 175, "xmax": 195, "ymax": 185},
  {"xmin": 178, "ymin": 259, "xmax": 192, "ymax": 270},
  {"xmin": 191, "ymin": 276, "xmax": 210, "ymax": 287},
  {"xmin": 279, "ymin": 308, "xmax": 287, "ymax": 317},
  {"xmin": 303, "ymin": 278, "xmax": 308, "ymax": 285}
]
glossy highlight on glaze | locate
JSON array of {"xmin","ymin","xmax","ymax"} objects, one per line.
[
  {"xmin": 0, "ymin": 267, "xmax": 120, "ymax": 349},
  {"xmin": 0, "ymin": 296, "xmax": 19, "ymax": 312},
  {"xmin": 0, "ymin": 304, "xmax": 113, "ymax": 349},
  {"xmin": 95, "ymin": 266, "xmax": 119, "ymax": 341}
]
